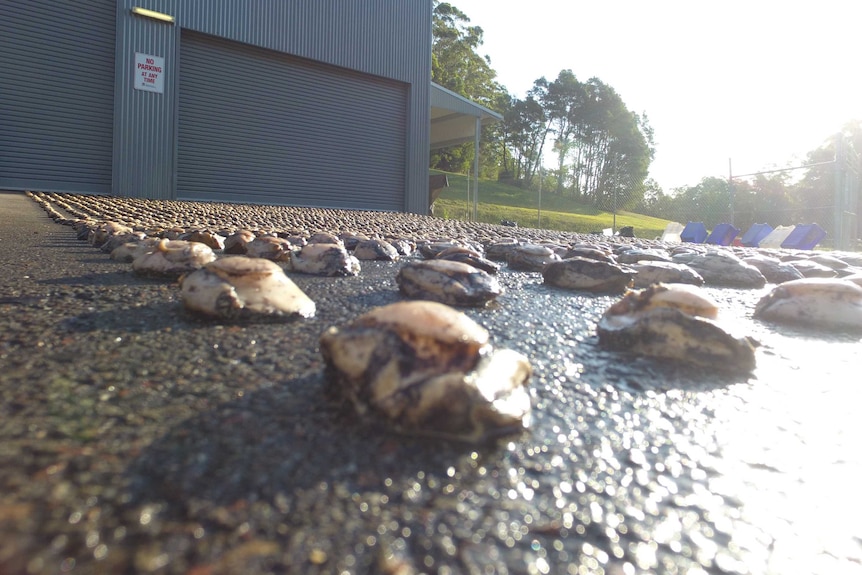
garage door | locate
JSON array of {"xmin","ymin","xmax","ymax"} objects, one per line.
[
  {"xmin": 177, "ymin": 31, "xmax": 407, "ymax": 211},
  {"xmin": 0, "ymin": 1, "xmax": 115, "ymax": 194}
]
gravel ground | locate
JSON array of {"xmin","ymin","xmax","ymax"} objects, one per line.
[{"xmin": 1, "ymin": 190, "xmax": 861, "ymax": 575}]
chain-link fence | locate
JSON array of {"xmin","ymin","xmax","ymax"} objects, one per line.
[
  {"xmin": 442, "ymin": 150, "xmax": 861, "ymax": 250},
  {"xmin": 596, "ymin": 147, "xmax": 861, "ymax": 250},
  {"xmin": 834, "ymin": 140, "xmax": 860, "ymax": 250}
]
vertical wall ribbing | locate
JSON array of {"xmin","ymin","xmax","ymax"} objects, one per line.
[
  {"xmin": 112, "ymin": 1, "xmax": 177, "ymax": 199},
  {"xmin": 175, "ymin": 30, "xmax": 407, "ymax": 211},
  {"xmin": 0, "ymin": 1, "xmax": 116, "ymax": 194},
  {"xmin": 8, "ymin": 0, "xmax": 430, "ymax": 211}
]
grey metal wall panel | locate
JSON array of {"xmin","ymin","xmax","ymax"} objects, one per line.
[
  {"xmin": 0, "ymin": 1, "xmax": 116, "ymax": 194},
  {"xmin": 111, "ymin": 6, "xmax": 178, "ymax": 199},
  {"xmin": 2, "ymin": 1, "xmax": 430, "ymax": 209},
  {"xmin": 176, "ymin": 31, "xmax": 406, "ymax": 211},
  {"xmin": 111, "ymin": 0, "xmax": 431, "ymax": 212},
  {"xmin": 172, "ymin": 0, "xmax": 429, "ymax": 82}
]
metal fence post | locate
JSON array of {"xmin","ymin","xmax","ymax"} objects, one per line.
[
  {"xmin": 728, "ymin": 158, "xmax": 734, "ymax": 225},
  {"xmin": 473, "ymin": 116, "xmax": 480, "ymax": 221},
  {"xmin": 537, "ymin": 159, "xmax": 542, "ymax": 229},
  {"xmin": 834, "ymin": 135, "xmax": 845, "ymax": 250}
]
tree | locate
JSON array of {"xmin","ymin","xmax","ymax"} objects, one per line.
[
  {"xmin": 430, "ymin": 2, "xmax": 506, "ymax": 175},
  {"xmin": 634, "ymin": 178, "xmax": 668, "ymax": 216},
  {"xmin": 430, "ymin": 5, "xmax": 655, "ymax": 203},
  {"xmin": 730, "ymin": 176, "xmax": 791, "ymax": 231},
  {"xmin": 568, "ymin": 78, "xmax": 652, "ymax": 209},
  {"xmin": 671, "ymin": 177, "xmax": 733, "ymax": 227},
  {"xmin": 541, "ymin": 70, "xmax": 585, "ymax": 196},
  {"xmin": 791, "ymin": 121, "xmax": 862, "ymax": 235},
  {"xmin": 503, "ymin": 80, "xmax": 552, "ymax": 186},
  {"xmin": 492, "ymin": 91, "xmax": 517, "ymax": 179},
  {"xmin": 432, "ymin": 2, "xmax": 496, "ymax": 104}
]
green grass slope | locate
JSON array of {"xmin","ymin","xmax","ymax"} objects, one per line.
[{"xmin": 432, "ymin": 171, "xmax": 671, "ymax": 239}]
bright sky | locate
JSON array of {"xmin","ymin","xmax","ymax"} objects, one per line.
[{"xmin": 450, "ymin": 0, "xmax": 862, "ymax": 191}]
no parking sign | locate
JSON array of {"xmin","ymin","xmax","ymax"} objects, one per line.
[{"xmin": 134, "ymin": 52, "xmax": 165, "ymax": 93}]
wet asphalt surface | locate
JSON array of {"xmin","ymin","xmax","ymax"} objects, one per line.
[{"xmin": 1, "ymin": 190, "xmax": 861, "ymax": 575}]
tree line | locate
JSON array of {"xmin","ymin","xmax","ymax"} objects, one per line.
[
  {"xmin": 431, "ymin": 1, "xmax": 860, "ymax": 241},
  {"xmin": 431, "ymin": 2, "xmax": 654, "ymax": 211},
  {"xmin": 635, "ymin": 121, "xmax": 862, "ymax": 236}
]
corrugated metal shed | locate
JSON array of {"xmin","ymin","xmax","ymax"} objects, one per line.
[
  {"xmin": 1, "ymin": 2, "xmax": 510, "ymax": 215},
  {"xmin": 2, "ymin": 1, "xmax": 433, "ymax": 212},
  {"xmin": 111, "ymin": 0, "xmax": 432, "ymax": 212}
]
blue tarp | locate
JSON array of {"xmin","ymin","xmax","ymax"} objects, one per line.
[
  {"xmin": 781, "ymin": 223, "xmax": 826, "ymax": 250},
  {"xmin": 705, "ymin": 223, "xmax": 740, "ymax": 246},
  {"xmin": 680, "ymin": 221, "xmax": 708, "ymax": 243},
  {"xmin": 740, "ymin": 223, "xmax": 774, "ymax": 247}
]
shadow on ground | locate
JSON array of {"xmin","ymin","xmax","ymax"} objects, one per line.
[{"xmin": 125, "ymin": 372, "xmax": 488, "ymax": 511}]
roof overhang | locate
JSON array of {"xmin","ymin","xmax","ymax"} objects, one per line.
[{"xmin": 430, "ymin": 83, "xmax": 502, "ymax": 150}]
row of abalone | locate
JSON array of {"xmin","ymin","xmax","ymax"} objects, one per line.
[
  {"xmin": 25, "ymin": 191, "xmax": 862, "ymax": 441},
  {"xmin": 29, "ymin": 190, "xmax": 862, "ymax": 290},
  {"xmin": 29, "ymin": 189, "xmax": 862, "ymax": 331}
]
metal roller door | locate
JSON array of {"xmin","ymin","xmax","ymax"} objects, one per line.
[
  {"xmin": 177, "ymin": 31, "xmax": 407, "ymax": 211},
  {"xmin": 0, "ymin": 1, "xmax": 115, "ymax": 194}
]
